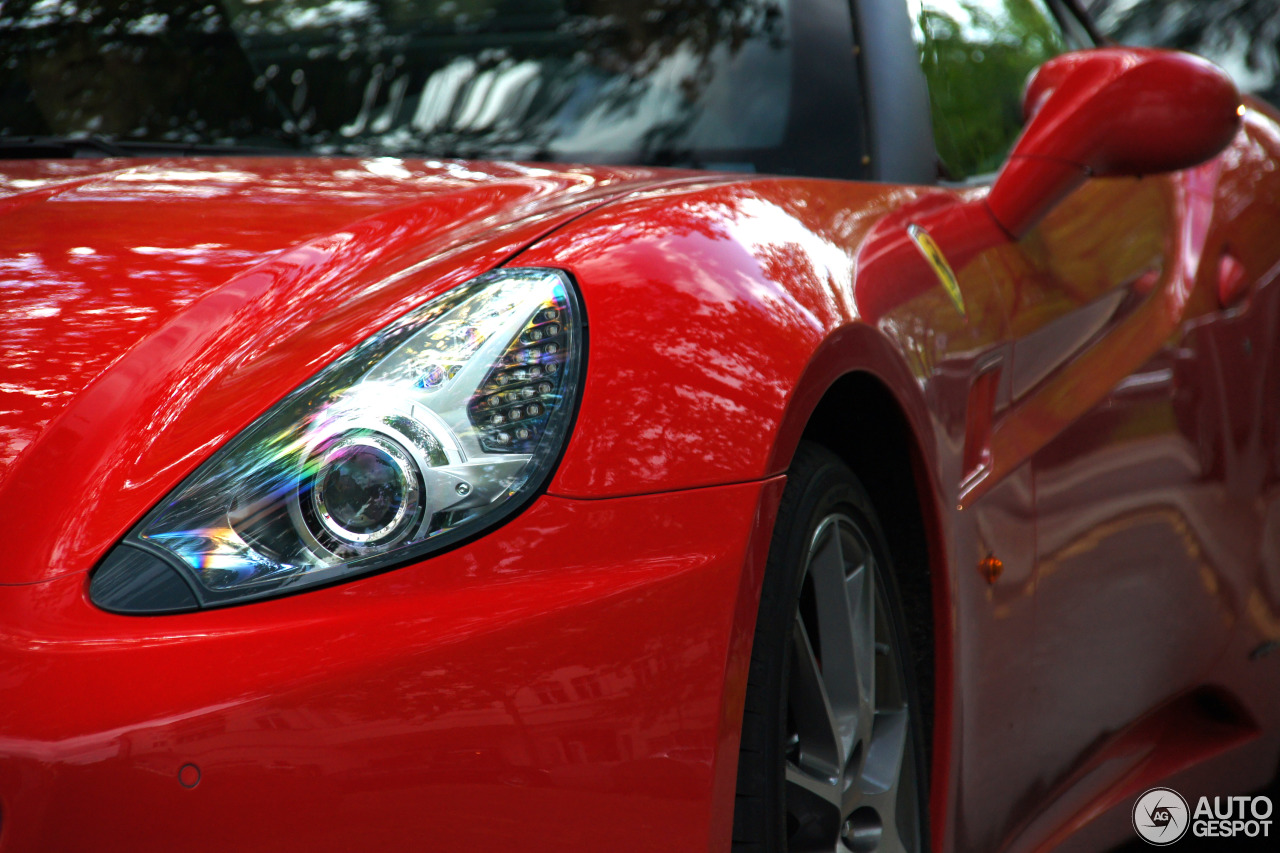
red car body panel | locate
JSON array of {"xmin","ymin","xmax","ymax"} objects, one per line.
[
  {"xmin": 0, "ymin": 157, "xmax": 698, "ymax": 585},
  {"xmin": 0, "ymin": 481, "xmax": 784, "ymax": 852},
  {"xmin": 0, "ymin": 92, "xmax": 1278, "ymax": 853}
]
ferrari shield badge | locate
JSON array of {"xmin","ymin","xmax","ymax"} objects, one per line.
[{"xmin": 907, "ymin": 223, "xmax": 966, "ymax": 319}]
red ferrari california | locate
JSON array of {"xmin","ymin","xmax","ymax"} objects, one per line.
[{"xmin": 0, "ymin": 0, "xmax": 1277, "ymax": 851}]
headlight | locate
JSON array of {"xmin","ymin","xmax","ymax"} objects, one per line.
[{"xmin": 90, "ymin": 268, "xmax": 584, "ymax": 613}]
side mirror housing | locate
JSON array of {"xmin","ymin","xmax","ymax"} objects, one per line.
[{"xmin": 987, "ymin": 48, "xmax": 1242, "ymax": 238}]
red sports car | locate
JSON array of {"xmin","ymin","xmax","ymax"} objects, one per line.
[{"xmin": 0, "ymin": 0, "xmax": 1276, "ymax": 851}]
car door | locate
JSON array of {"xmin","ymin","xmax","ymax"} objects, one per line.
[
  {"xmin": 905, "ymin": 0, "xmax": 1271, "ymax": 848},
  {"xmin": 999, "ymin": 123, "xmax": 1280, "ymax": 849},
  {"xmin": 984, "ymin": 165, "xmax": 1243, "ymax": 845}
]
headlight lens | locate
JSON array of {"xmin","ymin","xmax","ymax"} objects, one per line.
[{"xmin": 91, "ymin": 268, "xmax": 584, "ymax": 613}]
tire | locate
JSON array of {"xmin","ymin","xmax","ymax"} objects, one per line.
[{"xmin": 733, "ymin": 442, "xmax": 928, "ymax": 853}]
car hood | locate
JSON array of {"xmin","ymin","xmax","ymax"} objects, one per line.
[{"xmin": 0, "ymin": 156, "xmax": 683, "ymax": 584}]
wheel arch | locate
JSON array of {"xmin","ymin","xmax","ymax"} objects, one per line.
[
  {"xmin": 765, "ymin": 325, "xmax": 945, "ymax": 606},
  {"xmin": 800, "ymin": 369, "xmax": 938, "ymax": 730},
  {"xmin": 767, "ymin": 323, "xmax": 954, "ymax": 852}
]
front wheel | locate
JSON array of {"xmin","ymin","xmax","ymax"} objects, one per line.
[{"xmin": 733, "ymin": 442, "xmax": 928, "ymax": 853}]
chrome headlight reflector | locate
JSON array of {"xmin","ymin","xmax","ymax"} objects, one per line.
[{"xmin": 91, "ymin": 268, "xmax": 584, "ymax": 613}]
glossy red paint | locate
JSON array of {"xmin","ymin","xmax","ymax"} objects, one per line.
[
  {"xmin": 1, "ymin": 54, "xmax": 1279, "ymax": 853},
  {"xmin": 857, "ymin": 50, "xmax": 1242, "ymax": 328},
  {"xmin": 521, "ymin": 174, "xmax": 1011, "ymax": 852},
  {"xmin": 532, "ymin": 95, "xmax": 1277, "ymax": 851},
  {"xmin": 1217, "ymin": 250, "xmax": 1249, "ymax": 308},
  {"xmin": 0, "ymin": 158, "xmax": 695, "ymax": 584},
  {"xmin": 965, "ymin": 104, "xmax": 1280, "ymax": 851},
  {"xmin": 0, "ymin": 480, "xmax": 783, "ymax": 852},
  {"xmin": 0, "ymin": 156, "xmax": 660, "ymax": 488},
  {"xmin": 989, "ymin": 48, "xmax": 1241, "ymax": 238},
  {"xmin": 523, "ymin": 179, "xmax": 960, "ymax": 498},
  {"xmin": 853, "ymin": 192, "xmax": 1007, "ymax": 324}
]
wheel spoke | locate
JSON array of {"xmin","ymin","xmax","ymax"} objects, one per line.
[
  {"xmin": 785, "ymin": 757, "xmax": 845, "ymax": 851},
  {"xmin": 789, "ymin": 614, "xmax": 844, "ymax": 778},
  {"xmin": 807, "ymin": 521, "xmax": 862, "ymax": 735},
  {"xmin": 785, "ymin": 758, "xmax": 842, "ymax": 809},
  {"xmin": 853, "ymin": 708, "xmax": 917, "ymax": 852},
  {"xmin": 858, "ymin": 708, "xmax": 909, "ymax": 797},
  {"xmin": 847, "ymin": 539, "xmax": 877, "ymax": 744}
]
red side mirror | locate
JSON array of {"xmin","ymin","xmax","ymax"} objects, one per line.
[{"xmin": 987, "ymin": 48, "xmax": 1241, "ymax": 238}]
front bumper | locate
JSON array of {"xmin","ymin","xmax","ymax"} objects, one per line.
[{"xmin": 0, "ymin": 479, "xmax": 783, "ymax": 852}]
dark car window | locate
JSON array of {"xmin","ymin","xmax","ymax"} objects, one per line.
[
  {"xmin": 1084, "ymin": 0, "xmax": 1280, "ymax": 108},
  {"xmin": 0, "ymin": 0, "xmax": 803, "ymax": 171},
  {"xmin": 909, "ymin": 0, "xmax": 1067, "ymax": 180}
]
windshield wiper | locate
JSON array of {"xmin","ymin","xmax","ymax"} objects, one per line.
[{"xmin": 0, "ymin": 136, "xmax": 300, "ymax": 160}]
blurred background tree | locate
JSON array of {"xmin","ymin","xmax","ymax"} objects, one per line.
[{"xmin": 1083, "ymin": 0, "xmax": 1280, "ymax": 106}]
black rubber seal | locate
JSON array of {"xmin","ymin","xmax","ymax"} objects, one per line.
[{"xmin": 90, "ymin": 541, "xmax": 201, "ymax": 614}]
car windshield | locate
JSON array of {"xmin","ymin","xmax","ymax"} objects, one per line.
[{"xmin": 0, "ymin": 0, "xmax": 792, "ymax": 170}]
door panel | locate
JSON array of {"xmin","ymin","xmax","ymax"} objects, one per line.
[{"xmin": 991, "ymin": 147, "xmax": 1277, "ymax": 844}]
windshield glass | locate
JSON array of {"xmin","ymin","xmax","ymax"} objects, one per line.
[{"xmin": 0, "ymin": 0, "xmax": 791, "ymax": 169}]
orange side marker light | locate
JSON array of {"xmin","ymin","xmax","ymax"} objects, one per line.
[{"xmin": 978, "ymin": 554, "xmax": 1004, "ymax": 585}]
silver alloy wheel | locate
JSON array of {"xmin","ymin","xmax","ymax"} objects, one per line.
[{"xmin": 783, "ymin": 514, "xmax": 919, "ymax": 853}]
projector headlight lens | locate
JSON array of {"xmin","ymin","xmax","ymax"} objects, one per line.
[{"xmin": 90, "ymin": 268, "xmax": 584, "ymax": 613}]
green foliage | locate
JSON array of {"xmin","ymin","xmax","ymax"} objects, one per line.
[{"xmin": 913, "ymin": 0, "xmax": 1065, "ymax": 179}]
